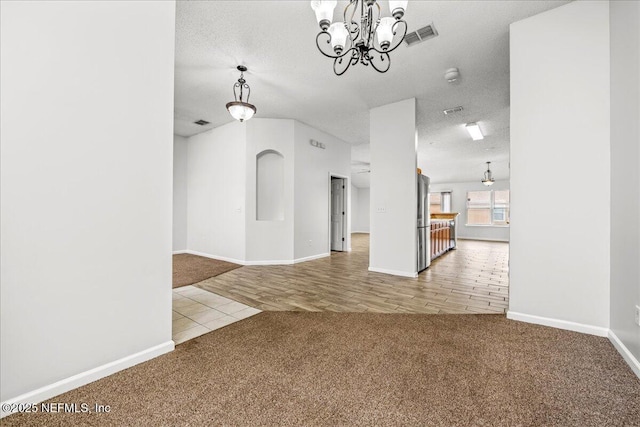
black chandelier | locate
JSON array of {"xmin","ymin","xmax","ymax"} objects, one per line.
[
  {"xmin": 226, "ymin": 65, "xmax": 256, "ymax": 122},
  {"xmin": 311, "ymin": 0, "xmax": 408, "ymax": 75}
]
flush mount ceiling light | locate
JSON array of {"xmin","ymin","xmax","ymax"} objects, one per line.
[
  {"xmin": 482, "ymin": 162, "xmax": 495, "ymax": 186},
  {"xmin": 311, "ymin": 0, "xmax": 408, "ymax": 75},
  {"xmin": 226, "ymin": 65, "xmax": 256, "ymax": 122},
  {"xmin": 465, "ymin": 122, "xmax": 484, "ymax": 141}
]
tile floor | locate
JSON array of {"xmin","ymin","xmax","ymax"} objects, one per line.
[
  {"xmin": 172, "ymin": 285, "xmax": 261, "ymax": 344},
  {"xmin": 196, "ymin": 234, "xmax": 509, "ymax": 314}
]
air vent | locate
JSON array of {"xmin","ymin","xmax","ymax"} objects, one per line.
[
  {"xmin": 404, "ymin": 23, "xmax": 438, "ymax": 47},
  {"xmin": 443, "ymin": 106, "xmax": 464, "ymax": 115},
  {"xmin": 194, "ymin": 119, "xmax": 210, "ymax": 126}
]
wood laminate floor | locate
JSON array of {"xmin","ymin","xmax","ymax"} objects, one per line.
[{"xmin": 196, "ymin": 233, "xmax": 509, "ymax": 314}]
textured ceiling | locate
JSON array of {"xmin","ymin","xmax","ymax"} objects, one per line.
[{"xmin": 175, "ymin": 0, "xmax": 569, "ymax": 186}]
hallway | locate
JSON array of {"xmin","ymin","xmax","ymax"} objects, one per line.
[{"xmin": 196, "ymin": 234, "xmax": 509, "ymax": 314}]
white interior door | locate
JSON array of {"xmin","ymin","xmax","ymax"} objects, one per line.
[{"xmin": 331, "ymin": 178, "xmax": 345, "ymax": 251}]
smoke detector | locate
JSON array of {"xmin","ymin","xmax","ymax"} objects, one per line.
[{"xmin": 444, "ymin": 68, "xmax": 460, "ymax": 83}]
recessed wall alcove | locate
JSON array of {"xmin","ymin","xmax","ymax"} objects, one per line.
[{"xmin": 256, "ymin": 149, "xmax": 284, "ymax": 221}]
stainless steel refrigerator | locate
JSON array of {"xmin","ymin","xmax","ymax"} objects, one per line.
[{"xmin": 417, "ymin": 174, "xmax": 430, "ymax": 272}]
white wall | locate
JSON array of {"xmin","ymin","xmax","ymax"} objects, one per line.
[
  {"xmin": 0, "ymin": 0, "xmax": 175, "ymax": 404},
  {"xmin": 509, "ymin": 1, "xmax": 610, "ymax": 332},
  {"xmin": 370, "ymin": 99, "xmax": 418, "ymax": 277},
  {"xmin": 245, "ymin": 119, "xmax": 295, "ymax": 262},
  {"xmin": 609, "ymin": 0, "xmax": 640, "ymax": 362},
  {"xmin": 186, "ymin": 122, "xmax": 247, "ymax": 262},
  {"xmin": 293, "ymin": 121, "xmax": 351, "ymax": 259},
  {"xmin": 351, "ymin": 184, "xmax": 360, "ymax": 232},
  {"xmin": 353, "ymin": 187, "xmax": 371, "ymax": 233},
  {"xmin": 430, "ymin": 180, "xmax": 510, "ymax": 242},
  {"xmin": 173, "ymin": 135, "xmax": 188, "ymax": 251},
  {"xmin": 182, "ymin": 118, "xmax": 350, "ymax": 264}
]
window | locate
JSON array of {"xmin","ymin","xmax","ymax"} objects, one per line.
[
  {"xmin": 466, "ymin": 190, "xmax": 509, "ymax": 226},
  {"xmin": 429, "ymin": 191, "xmax": 451, "ymax": 213},
  {"xmin": 492, "ymin": 190, "xmax": 510, "ymax": 225}
]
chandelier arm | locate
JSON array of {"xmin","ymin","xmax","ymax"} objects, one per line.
[
  {"xmin": 349, "ymin": 21, "xmax": 360, "ymax": 40},
  {"xmin": 365, "ymin": 4, "xmax": 373, "ymax": 48},
  {"xmin": 366, "ymin": 2, "xmax": 381, "ymax": 49},
  {"xmin": 315, "ymin": 31, "xmax": 354, "ymax": 59},
  {"xmin": 333, "ymin": 47, "xmax": 358, "ymax": 76},
  {"xmin": 345, "ymin": 0, "xmax": 357, "ymax": 31},
  {"xmin": 370, "ymin": 20, "xmax": 408, "ymax": 55},
  {"xmin": 356, "ymin": 49, "xmax": 367, "ymax": 66},
  {"xmin": 369, "ymin": 51, "xmax": 391, "ymax": 73},
  {"xmin": 232, "ymin": 82, "xmax": 241, "ymax": 102},
  {"xmin": 343, "ymin": 0, "xmax": 359, "ymax": 41},
  {"xmin": 359, "ymin": 0, "xmax": 364, "ymax": 34},
  {"xmin": 243, "ymin": 83, "xmax": 251, "ymax": 103}
]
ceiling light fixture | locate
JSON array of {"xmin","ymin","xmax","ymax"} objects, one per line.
[
  {"xmin": 482, "ymin": 162, "xmax": 495, "ymax": 186},
  {"xmin": 311, "ymin": 0, "xmax": 408, "ymax": 75},
  {"xmin": 226, "ymin": 66, "xmax": 256, "ymax": 122},
  {"xmin": 465, "ymin": 122, "xmax": 484, "ymax": 140}
]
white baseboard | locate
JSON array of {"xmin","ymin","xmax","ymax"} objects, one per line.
[
  {"xmin": 180, "ymin": 250, "xmax": 331, "ymax": 266},
  {"xmin": 368, "ymin": 266, "xmax": 418, "ymax": 278},
  {"xmin": 352, "ymin": 230, "xmax": 370, "ymax": 234},
  {"xmin": 458, "ymin": 237, "xmax": 509, "ymax": 243},
  {"xmin": 0, "ymin": 341, "xmax": 174, "ymax": 418},
  {"xmin": 172, "ymin": 250, "xmax": 188, "ymax": 254},
  {"xmin": 506, "ymin": 311, "xmax": 609, "ymax": 337},
  {"xmin": 243, "ymin": 259, "xmax": 293, "ymax": 265},
  {"xmin": 293, "ymin": 253, "xmax": 330, "ymax": 264},
  {"xmin": 183, "ymin": 250, "xmax": 246, "ymax": 265},
  {"xmin": 608, "ymin": 330, "xmax": 640, "ymax": 379}
]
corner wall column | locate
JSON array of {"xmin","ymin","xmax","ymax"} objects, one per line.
[{"xmin": 369, "ymin": 98, "xmax": 418, "ymax": 277}]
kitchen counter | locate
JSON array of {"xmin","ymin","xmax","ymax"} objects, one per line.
[
  {"xmin": 431, "ymin": 212, "xmax": 459, "ymax": 221},
  {"xmin": 429, "ymin": 213, "xmax": 458, "ymax": 261}
]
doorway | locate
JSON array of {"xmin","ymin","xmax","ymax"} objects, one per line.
[{"xmin": 330, "ymin": 176, "xmax": 347, "ymax": 252}]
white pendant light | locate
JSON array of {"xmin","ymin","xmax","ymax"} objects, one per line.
[
  {"xmin": 482, "ymin": 162, "xmax": 495, "ymax": 186},
  {"xmin": 226, "ymin": 65, "xmax": 257, "ymax": 123}
]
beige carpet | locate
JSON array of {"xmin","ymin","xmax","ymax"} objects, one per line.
[
  {"xmin": 172, "ymin": 253, "xmax": 241, "ymax": 288},
  {"xmin": 4, "ymin": 313, "xmax": 639, "ymax": 426}
]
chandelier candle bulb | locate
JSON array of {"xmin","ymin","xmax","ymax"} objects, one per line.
[
  {"xmin": 376, "ymin": 17, "xmax": 396, "ymax": 50},
  {"xmin": 328, "ymin": 22, "xmax": 349, "ymax": 54},
  {"xmin": 311, "ymin": 0, "xmax": 337, "ymax": 30},
  {"xmin": 388, "ymin": 0, "xmax": 408, "ymax": 19}
]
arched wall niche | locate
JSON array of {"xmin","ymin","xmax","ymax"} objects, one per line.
[{"xmin": 256, "ymin": 149, "xmax": 284, "ymax": 221}]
